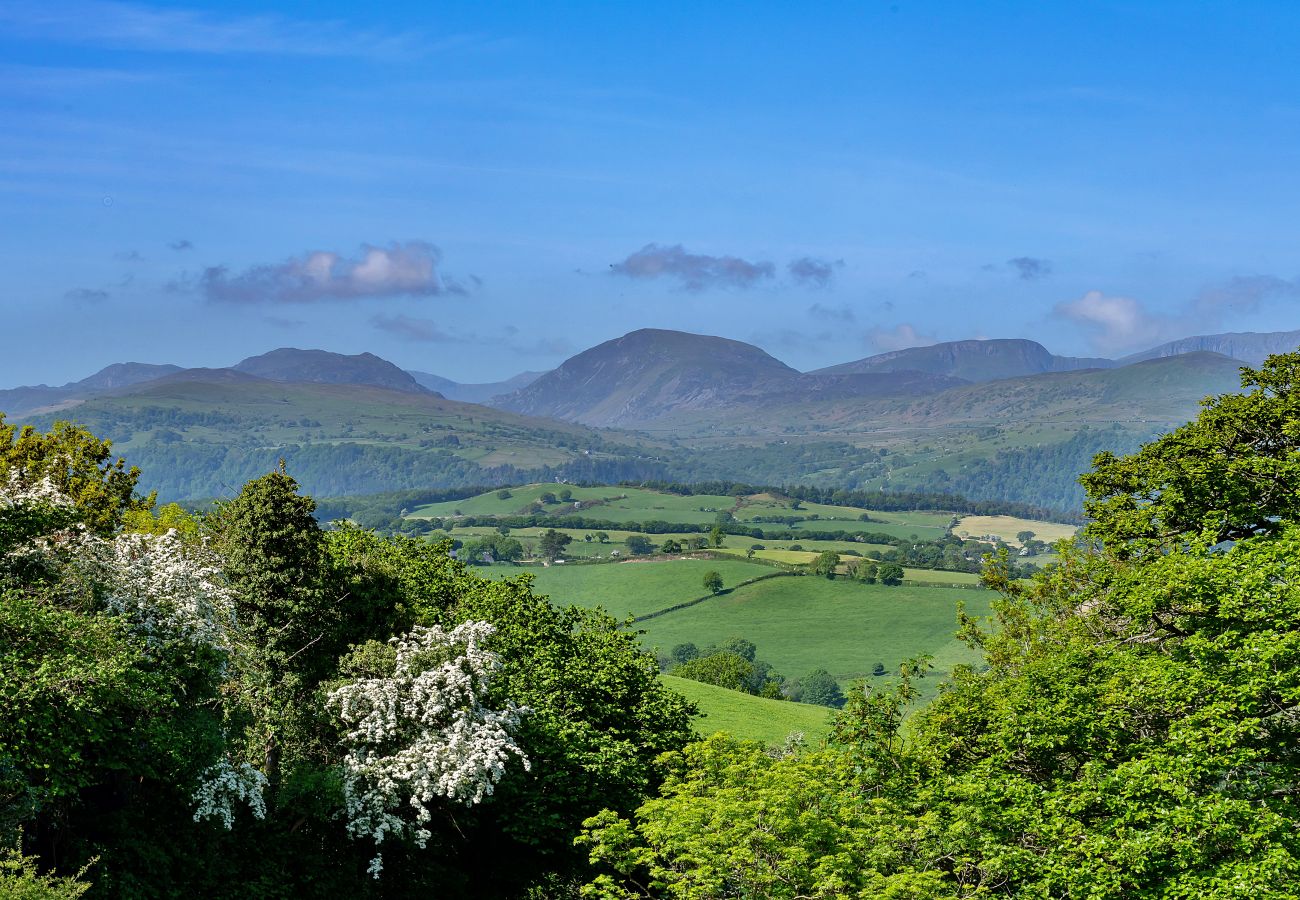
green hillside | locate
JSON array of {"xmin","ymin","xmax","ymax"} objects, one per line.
[
  {"xmin": 489, "ymin": 557, "xmax": 776, "ymax": 620},
  {"xmin": 19, "ymin": 379, "xmax": 660, "ymax": 500},
  {"xmin": 488, "ymin": 558, "xmax": 987, "ymax": 698},
  {"xmin": 661, "ymin": 674, "xmax": 834, "ymax": 745}
]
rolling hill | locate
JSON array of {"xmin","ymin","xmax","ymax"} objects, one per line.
[
  {"xmin": 812, "ymin": 338, "xmax": 1114, "ymax": 382},
  {"xmin": 233, "ymin": 348, "xmax": 430, "ymax": 394},
  {"xmin": 1120, "ymin": 329, "xmax": 1300, "ymax": 366},
  {"xmin": 495, "ymin": 328, "xmax": 803, "ymax": 426}
]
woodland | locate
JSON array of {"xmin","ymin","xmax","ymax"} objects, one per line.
[{"xmin": 3, "ymin": 354, "xmax": 1300, "ymax": 897}]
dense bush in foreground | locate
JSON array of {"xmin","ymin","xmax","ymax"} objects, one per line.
[
  {"xmin": 578, "ymin": 354, "xmax": 1300, "ymax": 898},
  {"xmin": 0, "ymin": 416, "xmax": 692, "ymax": 898},
  {"xmin": 6, "ymin": 351, "xmax": 1300, "ymax": 897}
]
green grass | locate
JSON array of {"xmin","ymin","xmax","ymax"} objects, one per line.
[
  {"xmin": 410, "ymin": 484, "xmax": 739, "ymax": 523},
  {"xmin": 661, "ymin": 674, "xmax": 834, "ymax": 745},
  {"xmin": 482, "ymin": 557, "xmax": 777, "ymax": 619},
  {"xmin": 409, "ymin": 484, "xmax": 955, "ymax": 540},
  {"xmin": 487, "ymin": 558, "xmax": 988, "ymax": 699},
  {"xmin": 636, "ymin": 576, "xmax": 989, "ymax": 697}
]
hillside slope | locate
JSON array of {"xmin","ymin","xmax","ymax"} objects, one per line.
[
  {"xmin": 1121, "ymin": 329, "xmax": 1300, "ymax": 366},
  {"xmin": 496, "ymin": 328, "xmax": 802, "ymax": 426},
  {"xmin": 814, "ymin": 338, "xmax": 1114, "ymax": 382},
  {"xmin": 233, "ymin": 348, "xmax": 430, "ymax": 393}
]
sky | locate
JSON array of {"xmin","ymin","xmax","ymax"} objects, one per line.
[{"xmin": 5, "ymin": 0, "xmax": 1300, "ymax": 386}]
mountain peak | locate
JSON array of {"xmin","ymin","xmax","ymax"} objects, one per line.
[
  {"xmin": 233, "ymin": 348, "xmax": 428, "ymax": 394},
  {"xmin": 496, "ymin": 328, "xmax": 800, "ymax": 426},
  {"xmin": 814, "ymin": 338, "xmax": 1114, "ymax": 382}
]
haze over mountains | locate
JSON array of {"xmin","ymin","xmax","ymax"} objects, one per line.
[{"xmin": 1, "ymin": 327, "xmax": 1294, "ymax": 510}]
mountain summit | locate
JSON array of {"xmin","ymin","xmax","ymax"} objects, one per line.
[
  {"xmin": 495, "ymin": 328, "xmax": 801, "ymax": 426},
  {"xmin": 813, "ymin": 338, "xmax": 1114, "ymax": 383},
  {"xmin": 232, "ymin": 348, "xmax": 430, "ymax": 394}
]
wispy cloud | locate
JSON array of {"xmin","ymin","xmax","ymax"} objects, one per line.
[
  {"xmin": 788, "ymin": 256, "xmax": 843, "ymax": 288},
  {"xmin": 65, "ymin": 287, "xmax": 109, "ymax": 303},
  {"xmin": 866, "ymin": 323, "xmax": 936, "ymax": 352},
  {"xmin": 370, "ymin": 313, "xmax": 463, "ymax": 343},
  {"xmin": 1053, "ymin": 290, "xmax": 1173, "ymax": 353},
  {"xmin": 1007, "ymin": 256, "xmax": 1051, "ymax": 280},
  {"xmin": 0, "ymin": 0, "xmax": 425, "ymax": 59},
  {"xmin": 169, "ymin": 239, "xmax": 193, "ymax": 252},
  {"xmin": 808, "ymin": 303, "xmax": 855, "ymax": 323},
  {"xmin": 0, "ymin": 62, "xmax": 152, "ymax": 94},
  {"xmin": 610, "ymin": 243, "xmax": 775, "ymax": 291},
  {"xmin": 197, "ymin": 241, "xmax": 462, "ymax": 304},
  {"xmin": 1193, "ymin": 274, "xmax": 1300, "ymax": 314},
  {"xmin": 114, "ymin": 249, "xmax": 142, "ymax": 262}
]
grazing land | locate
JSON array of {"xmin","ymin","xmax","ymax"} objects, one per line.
[
  {"xmin": 634, "ymin": 576, "xmax": 989, "ymax": 696},
  {"xmin": 488, "ymin": 558, "xmax": 987, "ymax": 698},
  {"xmin": 954, "ymin": 514, "xmax": 1078, "ymax": 546},
  {"xmin": 486, "ymin": 557, "xmax": 776, "ymax": 619},
  {"xmin": 661, "ymin": 674, "xmax": 834, "ymax": 745}
]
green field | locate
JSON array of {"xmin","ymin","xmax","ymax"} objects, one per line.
[
  {"xmin": 484, "ymin": 557, "xmax": 776, "ymax": 619},
  {"xmin": 636, "ymin": 576, "xmax": 988, "ymax": 693},
  {"xmin": 486, "ymin": 558, "xmax": 985, "ymax": 700},
  {"xmin": 409, "ymin": 484, "xmax": 956, "ymax": 540},
  {"xmin": 661, "ymin": 674, "xmax": 834, "ymax": 746},
  {"xmin": 411, "ymin": 484, "xmax": 738, "ymax": 523}
]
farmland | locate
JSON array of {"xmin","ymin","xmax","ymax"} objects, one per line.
[
  {"xmin": 662, "ymin": 674, "xmax": 835, "ymax": 745},
  {"xmin": 488, "ymin": 558, "xmax": 989, "ymax": 700}
]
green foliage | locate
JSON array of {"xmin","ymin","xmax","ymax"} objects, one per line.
[
  {"xmin": 624, "ymin": 535, "xmax": 653, "ymax": 556},
  {"xmin": 795, "ymin": 668, "xmax": 846, "ymax": 708},
  {"xmin": 812, "ymin": 550, "xmax": 840, "ymax": 578},
  {"xmin": 579, "ymin": 736, "xmax": 945, "ymax": 899},
  {"xmin": 701, "ymin": 570, "xmax": 722, "ymax": 594},
  {"xmin": 538, "ymin": 528, "xmax": 572, "ymax": 561},
  {"xmin": 0, "ymin": 417, "xmax": 150, "ymax": 533},
  {"xmin": 670, "ymin": 652, "xmax": 754, "ymax": 693},
  {"xmin": 669, "ymin": 643, "xmax": 699, "ymax": 665},
  {"xmin": 1083, "ymin": 352, "xmax": 1300, "ymax": 555},
  {"xmin": 449, "ymin": 570, "xmax": 697, "ymax": 884},
  {"xmin": 0, "ymin": 848, "xmax": 92, "ymax": 899},
  {"xmin": 877, "ymin": 562, "xmax": 904, "ymax": 585}
]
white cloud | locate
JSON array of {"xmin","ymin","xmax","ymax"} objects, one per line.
[
  {"xmin": 866, "ymin": 323, "xmax": 936, "ymax": 352},
  {"xmin": 1053, "ymin": 290, "xmax": 1172, "ymax": 353},
  {"xmin": 199, "ymin": 241, "xmax": 463, "ymax": 304}
]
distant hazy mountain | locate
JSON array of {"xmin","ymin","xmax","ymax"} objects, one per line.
[
  {"xmin": 72, "ymin": 362, "xmax": 183, "ymax": 390},
  {"xmin": 496, "ymin": 328, "xmax": 802, "ymax": 427},
  {"xmin": 233, "ymin": 348, "xmax": 430, "ymax": 394},
  {"xmin": 815, "ymin": 338, "xmax": 1115, "ymax": 383},
  {"xmin": 1120, "ymin": 329, "xmax": 1300, "ymax": 367},
  {"xmin": 406, "ymin": 370, "xmax": 547, "ymax": 403},
  {"xmin": 0, "ymin": 361, "xmax": 183, "ymax": 418}
]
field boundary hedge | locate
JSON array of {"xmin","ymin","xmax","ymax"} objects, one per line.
[{"xmin": 633, "ymin": 571, "xmax": 796, "ymax": 623}]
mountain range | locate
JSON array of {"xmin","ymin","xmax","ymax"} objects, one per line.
[{"xmin": 1, "ymin": 327, "xmax": 1295, "ymax": 509}]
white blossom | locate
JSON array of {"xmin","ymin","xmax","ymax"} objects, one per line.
[
  {"xmin": 327, "ymin": 621, "xmax": 529, "ymax": 877},
  {"xmin": 93, "ymin": 529, "xmax": 238, "ymax": 652},
  {"xmin": 192, "ymin": 758, "xmax": 268, "ymax": 829},
  {"xmin": 0, "ymin": 471, "xmax": 73, "ymax": 508}
]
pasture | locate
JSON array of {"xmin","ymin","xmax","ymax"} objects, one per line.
[
  {"xmin": 483, "ymin": 557, "xmax": 776, "ymax": 619},
  {"xmin": 408, "ymin": 484, "xmax": 957, "ymax": 541},
  {"xmin": 484, "ymin": 558, "xmax": 988, "ymax": 698},
  {"xmin": 954, "ymin": 514, "xmax": 1078, "ymax": 547},
  {"xmin": 661, "ymin": 674, "xmax": 834, "ymax": 746}
]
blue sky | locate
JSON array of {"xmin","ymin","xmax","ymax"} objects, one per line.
[{"xmin": 5, "ymin": 0, "xmax": 1300, "ymax": 386}]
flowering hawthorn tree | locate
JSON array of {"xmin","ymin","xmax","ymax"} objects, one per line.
[{"xmin": 327, "ymin": 621, "xmax": 529, "ymax": 877}]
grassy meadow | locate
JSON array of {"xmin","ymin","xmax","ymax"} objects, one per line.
[
  {"xmin": 485, "ymin": 557, "xmax": 776, "ymax": 619},
  {"xmin": 486, "ymin": 558, "xmax": 987, "ymax": 702},
  {"xmin": 662, "ymin": 674, "xmax": 835, "ymax": 745},
  {"xmin": 953, "ymin": 514, "xmax": 1078, "ymax": 546}
]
